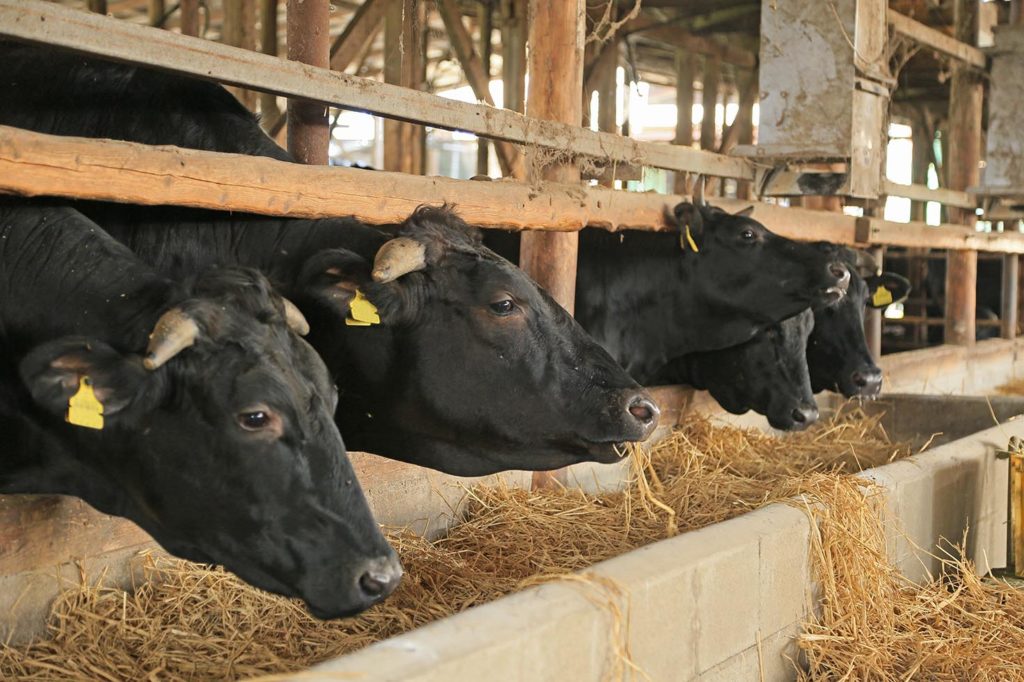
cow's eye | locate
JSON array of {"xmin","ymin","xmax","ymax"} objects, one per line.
[
  {"xmin": 239, "ymin": 411, "xmax": 271, "ymax": 430},
  {"xmin": 741, "ymin": 228, "xmax": 756, "ymax": 241},
  {"xmin": 489, "ymin": 298, "xmax": 517, "ymax": 316}
]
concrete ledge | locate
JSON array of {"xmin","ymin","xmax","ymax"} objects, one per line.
[{"xmin": 305, "ymin": 410, "xmax": 1024, "ymax": 681}]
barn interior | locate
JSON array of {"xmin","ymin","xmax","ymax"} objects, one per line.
[{"xmin": 2, "ymin": 0, "xmax": 1024, "ymax": 679}]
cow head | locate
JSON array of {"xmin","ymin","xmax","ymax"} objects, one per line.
[
  {"xmin": 671, "ymin": 187, "xmax": 849, "ymax": 349},
  {"xmin": 677, "ymin": 309, "xmax": 819, "ymax": 431},
  {"xmin": 807, "ymin": 249, "xmax": 911, "ymax": 397},
  {"xmin": 293, "ymin": 206, "xmax": 659, "ymax": 476},
  {"xmin": 19, "ymin": 268, "xmax": 400, "ymax": 619}
]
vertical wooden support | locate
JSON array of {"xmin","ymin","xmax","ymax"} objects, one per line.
[
  {"xmin": 1003, "ymin": 255, "xmax": 1019, "ymax": 340},
  {"xmin": 699, "ymin": 55, "xmax": 720, "ymax": 152},
  {"xmin": 1010, "ymin": 441, "xmax": 1024, "ymax": 577},
  {"xmin": 148, "ymin": 0, "xmax": 165, "ymax": 26},
  {"xmin": 87, "ymin": 0, "xmax": 107, "ymax": 14},
  {"xmin": 945, "ymin": 0, "xmax": 983, "ymax": 346},
  {"xmin": 735, "ymin": 69, "xmax": 756, "ymax": 201},
  {"xmin": 383, "ymin": 0, "xmax": 425, "ymax": 174},
  {"xmin": 331, "ymin": 0, "xmax": 388, "ymax": 72},
  {"xmin": 522, "ymin": 0, "xmax": 584, "ymax": 488},
  {"xmin": 223, "ymin": 0, "xmax": 258, "ymax": 110},
  {"xmin": 179, "ymin": 0, "xmax": 200, "ymax": 36},
  {"xmin": 501, "ymin": 0, "xmax": 528, "ymax": 116},
  {"xmin": 260, "ymin": 0, "xmax": 281, "ymax": 125},
  {"xmin": 476, "ymin": 0, "xmax": 494, "ymax": 176},
  {"xmin": 594, "ymin": 41, "xmax": 619, "ymax": 136},
  {"xmin": 864, "ymin": 246, "xmax": 884, "ymax": 360},
  {"xmin": 673, "ymin": 50, "xmax": 696, "ymax": 195},
  {"xmin": 286, "ymin": 0, "xmax": 330, "ymax": 165}
]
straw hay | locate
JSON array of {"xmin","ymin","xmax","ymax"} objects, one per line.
[{"xmin": 0, "ymin": 408, "xmax": 980, "ymax": 682}]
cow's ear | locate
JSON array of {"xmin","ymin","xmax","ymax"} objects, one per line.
[
  {"xmin": 734, "ymin": 205, "xmax": 755, "ymax": 218},
  {"xmin": 295, "ymin": 248, "xmax": 373, "ymax": 317},
  {"xmin": 863, "ymin": 273, "xmax": 911, "ymax": 309},
  {"xmin": 19, "ymin": 338, "xmax": 151, "ymax": 426},
  {"xmin": 672, "ymin": 202, "xmax": 705, "ymax": 247}
]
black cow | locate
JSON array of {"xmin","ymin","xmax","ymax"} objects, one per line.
[
  {"xmin": 656, "ymin": 309, "xmax": 818, "ymax": 430},
  {"xmin": 484, "ymin": 201, "xmax": 848, "ymax": 383},
  {"xmin": 807, "ymin": 250, "xmax": 911, "ymax": 397},
  {"xmin": 0, "ymin": 43, "xmax": 658, "ymax": 476},
  {"xmin": 0, "ymin": 201, "xmax": 400, "ymax": 619}
]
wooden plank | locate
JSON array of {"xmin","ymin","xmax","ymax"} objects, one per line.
[
  {"xmin": 522, "ymin": 0, "xmax": 585, "ymax": 490},
  {"xmin": 673, "ymin": 49, "xmax": 695, "ymax": 195},
  {"xmin": 1004, "ymin": 254, "xmax": 1020, "ymax": 340},
  {"xmin": 286, "ymin": 0, "xmax": 330, "ymax": 165},
  {"xmin": 259, "ymin": 0, "xmax": 281, "ymax": 126},
  {"xmin": 148, "ymin": 0, "xmax": 164, "ymax": 26},
  {"xmin": 329, "ymin": 0, "xmax": 386, "ymax": 72},
  {"xmin": 888, "ymin": 9, "xmax": 987, "ymax": 70},
  {"xmin": 222, "ymin": 0, "xmax": 257, "ymax": 109},
  {"xmin": 179, "ymin": 0, "xmax": 199, "ymax": 37},
  {"xmin": 882, "ymin": 179, "xmax": 975, "ymax": 210},
  {"xmin": 436, "ymin": 0, "xmax": 522, "ymax": 177},
  {"xmin": 383, "ymin": 0, "xmax": 425, "ymax": 174},
  {"xmin": 0, "ymin": 495, "xmax": 152, "ymax": 576},
  {"xmin": 476, "ymin": 0, "xmax": 493, "ymax": 176},
  {"xmin": 944, "ymin": 0, "xmax": 984, "ymax": 347},
  {"xmin": 699, "ymin": 54, "xmax": 720, "ymax": 153},
  {"xmin": 636, "ymin": 25, "xmax": 757, "ymax": 69},
  {"xmin": 7, "ymin": 126, "xmax": 1024, "ymax": 253},
  {"xmin": 0, "ymin": 0, "xmax": 752, "ymax": 180}
]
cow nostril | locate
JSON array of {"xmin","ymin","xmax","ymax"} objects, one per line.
[
  {"xmin": 627, "ymin": 397, "xmax": 658, "ymax": 424},
  {"xmin": 358, "ymin": 571, "xmax": 392, "ymax": 598},
  {"xmin": 791, "ymin": 405, "xmax": 818, "ymax": 425},
  {"xmin": 791, "ymin": 408, "xmax": 808, "ymax": 423},
  {"xmin": 852, "ymin": 371, "xmax": 867, "ymax": 387},
  {"xmin": 830, "ymin": 264, "xmax": 845, "ymax": 279}
]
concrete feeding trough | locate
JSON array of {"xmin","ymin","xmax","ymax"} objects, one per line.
[{"xmin": 734, "ymin": 0, "xmax": 891, "ymax": 200}]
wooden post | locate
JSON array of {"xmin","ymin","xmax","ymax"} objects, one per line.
[
  {"xmin": 865, "ymin": 246, "xmax": 884, "ymax": 359},
  {"xmin": 476, "ymin": 0, "xmax": 493, "ymax": 176},
  {"xmin": 148, "ymin": 0, "xmax": 165, "ymax": 26},
  {"xmin": 223, "ymin": 0, "xmax": 258, "ymax": 110},
  {"xmin": 179, "ymin": 0, "xmax": 200, "ymax": 36},
  {"xmin": 383, "ymin": 0, "xmax": 425, "ymax": 174},
  {"xmin": 522, "ymin": 0, "xmax": 584, "ymax": 488},
  {"xmin": 945, "ymin": 0, "xmax": 983, "ymax": 346},
  {"xmin": 331, "ymin": 0, "xmax": 387, "ymax": 72},
  {"xmin": 501, "ymin": 0, "xmax": 528, "ymax": 117},
  {"xmin": 1003, "ymin": 254, "xmax": 1020, "ymax": 340},
  {"xmin": 286, "ymin": 0, "xmax": 330, "ymax": 165},
  {"xmin": 673, "ymin": 50, "xmax": 695, "ymax": 195},
  {"xmin": 735, "ymin": 68, "xmax": 756, "ymax": 201},
  {"xmin": 260, "ymin": 0, "xmax": 280, "ymax": 125},
  {"xmin": 699, "ymin": 55, "xmax": 720, "ymax": 152},
  {"xmin": 87, "ymin": 0, "xmax": 106, "ymax": 14}
]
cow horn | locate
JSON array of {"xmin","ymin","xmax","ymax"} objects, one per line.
[
  {"xmin": 143, "ymin": 308, "xmax": 200, "ymax": 370},
  {"xmin": 692, "ymin": 175, "xmax": 707, "ymax": 207},
  {"xmin": 372, "ymin": 237, "xmax": 428, "ymax": 283},
  {"xmin": 853, "ymin": 249, "xmax": 880, "ymax": 276},
  {"xmin": 281, "ymin": 298, "xmax": 310, "ymax": 336}
]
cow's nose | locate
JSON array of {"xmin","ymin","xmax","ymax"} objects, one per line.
[
  {"xmin": 791, "ymin": 404, "xmax": 819, "ymax": 427},
  {"xmin": 851, "ymin": 367, "xmax": 883, "ymax": 396},
  {"xmin": 624, "ymin": 393, "xmax": 660, "ymax": 439},
  {"xmin": 355, "ymin": 555, "xmax": 403, "ymax": 603}
]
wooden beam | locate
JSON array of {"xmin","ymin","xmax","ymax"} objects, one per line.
[
  {"xmin": 436, "ymin": 0, "xmax": 522, "ymax": 177},
  {"xmin": 673, "ymin": 49, "xmax": 695, "ymax": 195},
  {"xmin": 286, "ymin": 0, "xmax": 330, "ymax": 165},
  {"xmin": 522, "ymin": 0, "xmax": 584, "ymax": 489},
  {"xmin": 882, "ymin": 180, "xmax": 975, "ymax": 210},
  {"xmin": 148, "ymin": 0, "xmax": 165, "ymax": 26},
  {"xmin": 87, "ymin": 0, "xmax": 107, "ymax": 14},
  {"xmin": 1004, "ymin": 255, "xmax": 1020, "ymax": 340},
  {"xmin": 222, "ymin": 0, "xmax": 257, "ymax": 109},
  {"xmin": 259, "ymin": 0, "xmax": 281, "ymax": 126},
  {"xmin": 699, "ymin": 55, "xmax": 720, "ymax": 152},
  {"xmin": 330, "ymin": 0, "xmax": 386, "ymax": 72},
  {"xmin": 635, "ymin": 26, "xmax": 757, "ymax": 69},
  {"xmin": 476, "ymin": 0, "xmax": 493, "ymax": 177},
  {"xmin": 501, "ymin": 0, "xmax": 527, "ymax": 116},
  {"xmin": 888, "ymin": 9, "xmax": 987, "ymax": 70},
  {"xmin": 0, "ymin": 0, "xmax": 751, "ymax": 180},
  {"xmin": 383, "ymin": 0, "xmax": 425, "ymax": 174},
  {"xmin": 179, "ymin": 0, "xmax": 200, "ymax": 37},
  {"xmin": 944, "ymin": 0, "xmax": 984, "ymax": 346}
]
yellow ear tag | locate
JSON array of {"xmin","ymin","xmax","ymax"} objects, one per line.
[
  {"xmin": 345, "ymin": 289, "xmax": 381, "ymax": 327},
  {"xmin": 872, "ymin": 284, "xmax": 894, "ymax": 307},
  {"xmin": 680, "ymin": 224, "xmax": 700, "ymax": 253},
  {"xmin": 67, "ymin": 376, "xmax": 104, "ymax": 430}
]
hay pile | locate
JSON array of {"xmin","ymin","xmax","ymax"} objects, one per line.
[
  {"xmin": 796, "ymin": 475, "xmax": 1024, "ymax": 680},
  {"xmin": 0, "ymin": 409, "xmax": 966, "ymax": 681}
]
